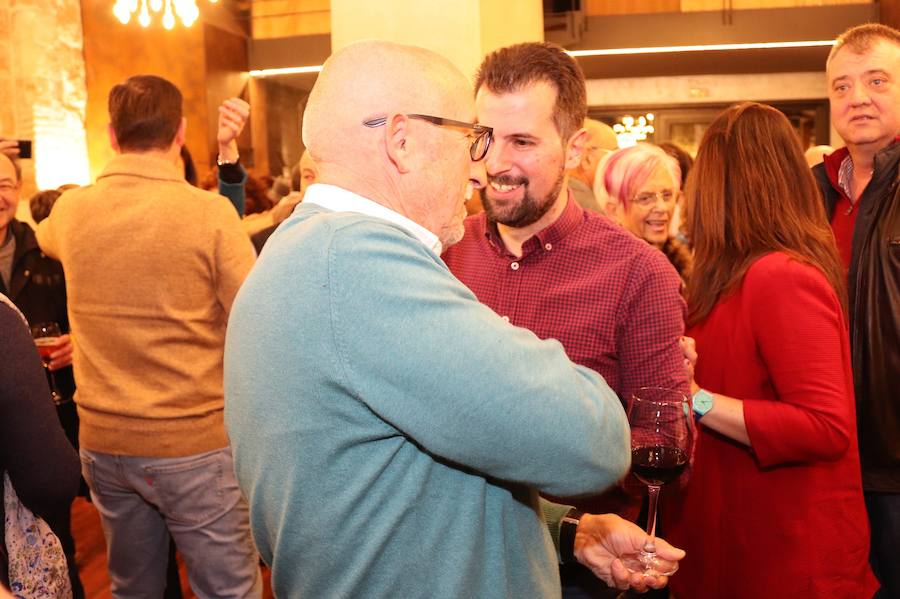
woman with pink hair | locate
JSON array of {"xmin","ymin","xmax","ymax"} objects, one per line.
[{"xmin": 597, "ymin": 143, "xmax": 692, "ymax": 283}]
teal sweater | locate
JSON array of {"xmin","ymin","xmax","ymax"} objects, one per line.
[{"xmin": 224, "ymin": 203, "xmax": 630, "ymax": 598}]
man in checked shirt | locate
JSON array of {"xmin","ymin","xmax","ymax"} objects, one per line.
[{"xmin": 443, "ymin": 42, "xmax": 690, "ymax": 599}]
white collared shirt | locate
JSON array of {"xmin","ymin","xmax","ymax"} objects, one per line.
[{"xmin": 302, "ymin": 184, "xmax": 442, "ymax": 255}]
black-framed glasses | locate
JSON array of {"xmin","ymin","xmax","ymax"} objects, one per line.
[{"xmin": 363, "ymin": 114, "xmax": 493, "ymax": 162}]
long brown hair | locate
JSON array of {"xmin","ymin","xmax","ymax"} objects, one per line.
[{"xmin": 684, "ymin": 102, "xmax": 846, "ymax": 326}]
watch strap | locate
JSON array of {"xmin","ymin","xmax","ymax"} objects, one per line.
[
  {"xmin": 559, "ymin": 508, "xmax": 583, "ymax": 564},
  {"xmin": 692, "ymin": 388, "xmax": 714, "ymax": 421}
]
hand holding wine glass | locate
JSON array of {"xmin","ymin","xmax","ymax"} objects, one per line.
[
  {"xmin": 620, "ymin": 387, "xmax": 694, "ymax": 577},
  {"xmin": 31, "ymin": 321, "xmax": 65, "ymax": 404}
]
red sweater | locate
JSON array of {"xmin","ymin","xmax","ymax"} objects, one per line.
[{"xmin": 664, "ymin": 253, "xmax": 877, "ymax": 598}]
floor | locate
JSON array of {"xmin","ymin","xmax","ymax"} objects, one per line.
[{"xmin": 71, "ymin": 497, "xmax": 274, "ymax": 598}]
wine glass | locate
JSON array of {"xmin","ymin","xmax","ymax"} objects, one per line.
[
  {"xmin": 620, "ymin": 386, "xmax": 694, "ymax": 576},
  {"xmin": 31, "ymin": 321, "xmax": 65, "ymax": 404}
]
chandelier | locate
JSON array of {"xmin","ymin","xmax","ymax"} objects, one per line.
[
  {"xmin": 613, "ymin": 113, "xmax": 655, "ymax": 148},
  {"xmin": 113, "ymin": 0, "xmax": 216, "ymax": 29}
]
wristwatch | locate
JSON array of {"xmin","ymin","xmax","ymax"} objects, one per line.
[
  {"xmin": 559, "ymin": 508, "xmax": 583, "ymax": 564},
  {"xmin": 692, "ymin": 388, "xmax": 714, "ymax": 421}
]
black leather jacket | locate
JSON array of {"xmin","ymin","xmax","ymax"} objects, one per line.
[
  {"xmin": 814, "ymin": 142, "xmax": 900, "ymax": 492},
  {"xmin": 3, "ymin": 219, "xmax": 75, "ymax": 397}
]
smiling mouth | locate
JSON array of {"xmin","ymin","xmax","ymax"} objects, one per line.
[
  {"xmin": 489, "ymin": 181, "xmax": 520, "ymax": 193},
  {"xmin": 646, "ymin": 219, "xmax": 668, "ymax": 229},
  {"xmin": 488, "ymin": 175, "xmax": 527, "ymax": 195}
]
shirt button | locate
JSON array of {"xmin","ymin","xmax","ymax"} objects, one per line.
[
  {"xmin": 501, "ymin": 316, "xmax": 510, "ymax": 322},
  {"xmin": 510, "ymin": 262, "xmax": 520, "ymax": 270},
  {"xmin": 544, "ymin": 243, "xmax": 552, "ymax": 251}
]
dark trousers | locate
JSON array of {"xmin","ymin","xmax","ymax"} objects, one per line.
[{"xmin": 866, "ymin": 491, "xmax": 900, "ymax": 599}]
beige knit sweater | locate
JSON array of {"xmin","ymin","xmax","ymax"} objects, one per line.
[{"xmin": 37, "ymin": 153, "xmax": 256, "ymax": 457}]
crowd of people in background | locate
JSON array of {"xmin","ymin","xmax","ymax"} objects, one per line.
[{"xmin": 1, "ymin": 20, "xmax": 898, "ymax": 599}]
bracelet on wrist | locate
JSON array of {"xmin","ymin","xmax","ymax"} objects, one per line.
[{"xmin": 216, "ymin": 153, "xmax": 240, "ymax": 167}]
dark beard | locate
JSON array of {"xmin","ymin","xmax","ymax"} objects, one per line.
[{"xmin": 483, "ymin": 168, "xmax": 565, "ymax": 229}]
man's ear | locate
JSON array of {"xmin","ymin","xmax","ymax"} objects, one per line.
[
  {"xmin": 564, "ymin": 128, "xmax": 587, "ymax": 171},
  {"xmin": 174, "ymin": 117, "xmax": 187, "ymax": 148},
  {"xmin": 384, "ymin": 114, "xmax": 412, "ymax": 175},
  {"xmin": 107, "ymin": 123, "xmax": 121, "ymax": 153}
]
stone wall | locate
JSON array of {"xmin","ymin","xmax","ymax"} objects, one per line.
[{"xmin": 4, "ymin": 0, "xmax": 89, "ymax": 223}]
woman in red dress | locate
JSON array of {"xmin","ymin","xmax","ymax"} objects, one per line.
[{"xmin": 664, "ymin": 102, "xmax": 878, "ymax": 598}]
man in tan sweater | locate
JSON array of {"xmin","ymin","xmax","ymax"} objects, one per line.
[{"xmin": 37, "ymin": 75, "xmax": 261, "ymax": 598}]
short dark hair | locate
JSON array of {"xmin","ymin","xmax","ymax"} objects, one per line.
[
  {"xmin": 29, "ymin": 189, "xmax": 62, "ymax": 224},
  {"xmin": 108, "ymin": 75, "xmax": 183, "ymax": 152},
  {"xmin": 828, "ymin": 23, "xmax": 900, "ymax": 63},
  {"xmin": 474, "ymin": 42, "xmax": 587, "ymax": 142}
]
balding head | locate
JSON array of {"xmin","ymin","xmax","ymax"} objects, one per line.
[
  {"xmin": 570, "ymin": 118, "xmax": 618, "ymax": 187},
  {"xmin": 303, "ymin": 40, "xmax": 471, "ymax": 174},
  {"xmin": 584, "ymin": 119, "xmax": 618, "ymax": 152},
  {"xmin": 302, "ymin": 40, "xmax": 485, "ymax": 249}
]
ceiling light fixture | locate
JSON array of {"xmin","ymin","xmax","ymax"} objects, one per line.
[
  {"xmin": 113, "ymin": 0, "xmax": 216, "ymax": 29},
  {"xmin": 613, "ymin": 113, "xmax": 655, "ymax": 148},
  {"xmin": 248, "ymin": 66, "xmax": 324, "ymax": 78},
  {"xmin": 567, "ymin": 39, "xmax": 834, "ymax": 58},
  {"xmin": 246, "ymin": 40, "xmax": 836, "ymax": 79}
]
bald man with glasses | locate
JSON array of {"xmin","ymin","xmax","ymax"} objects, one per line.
[{"xmin": 224, "ymin": 40, "xmax": 683, "ymax": 599}]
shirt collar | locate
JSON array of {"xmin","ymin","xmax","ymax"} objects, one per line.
[
  {"xmin": 98, "ymin": 153, "xmax": 185, "ymax": 183},
  {"xmin": 483, "ymin": 189, "xmax": 585, "ymax": 258},
  {"xmin": 303, "ymin": 183, "xmax": 442, "ymax": 254},
  {"xmin": 826, "ymin": 137, "xmax": 900, "ymax": 202}
]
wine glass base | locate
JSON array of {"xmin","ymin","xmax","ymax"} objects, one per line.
[{"xmin": 621, "ymin": 550, "xmax": 679, "ymax": 577}]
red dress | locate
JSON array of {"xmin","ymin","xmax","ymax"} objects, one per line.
[{"xmin": 664, "ymin": 253, "xmax": 878, "ymax": 598}]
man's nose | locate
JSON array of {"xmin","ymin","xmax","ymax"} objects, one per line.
[
  {"xmin": 484, "ymin": 142, "xmax": 511, "ymax": 176},
  {"xmin": 850, "ymin": 83, "xmax": 872, "ymax": 105}
]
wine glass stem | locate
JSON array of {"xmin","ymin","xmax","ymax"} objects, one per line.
[
  {"xmin": 45, "ymin": 367, "xmax": 62, "ymax": 400},
  {"xmin": 643, "ymin": 484, "xmax": 661, "ymax": 553}
]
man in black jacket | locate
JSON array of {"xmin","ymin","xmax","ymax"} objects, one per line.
[
  {"xmin": 813, "ymin": 23, "xmax": 900, "ymax": 598},
  {"xmin": 0, "ymin": 152, "xmax": 84, "ymax": 598}
]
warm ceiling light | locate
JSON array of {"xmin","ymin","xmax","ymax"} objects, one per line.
[
  {"xmin": 246, "ymin": 40, "xmax": 836, "ymax": 79},
  {"xmin": 249, "ymin": 66, "xmax": 324, "ymax": 78},
  {"xmin": 113, "ymin": 0, "xmax": 212, "ymax": 28},
  {"xmin": 566, "ymin": 40, "xmax": 835, "ymax": 57}
]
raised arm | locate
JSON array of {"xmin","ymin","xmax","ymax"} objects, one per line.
[{"xmin": 216, "ymin": 98, "xmax": 249, "ymax": 216}]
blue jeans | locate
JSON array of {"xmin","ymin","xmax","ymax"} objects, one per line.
[
  {"xmin": 80, "ymin": 447, "xmax": 262, "ymax": 599},
  {"xmin": 866, "ymin": 491, "xmax": 900, "ymax": 599}
]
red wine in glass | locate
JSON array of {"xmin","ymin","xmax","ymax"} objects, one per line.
[
  {"xmin": 31, "ymin": 322, "xmax": 65, "ymax": 404},
  {"xmin": 632, "ymin": 446, "xmax": 688, "ymax": 486},
  {"xmin": 621, "ymin": 387, "xmax": 694, "ymax": 577}
]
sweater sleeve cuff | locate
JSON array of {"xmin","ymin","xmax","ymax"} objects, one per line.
[
  {"xmin": 218, "ymin": 161, "xmax": 246, "ymax": 185},
  {"xmin": 540, "ymin": 498, "xmax": 576, "ymax": 564}
]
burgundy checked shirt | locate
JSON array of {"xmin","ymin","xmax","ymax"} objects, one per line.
[{"xmin": 443, "ymin": 196, "xmax": 689, "ymax": 513}]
